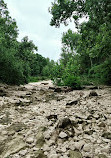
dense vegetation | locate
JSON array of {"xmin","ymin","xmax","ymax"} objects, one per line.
[
  {"xmin": 0, "ymin": 0, "xmax": 50, "ymax": 85},
  {"xmin": 49, "ymin": 0, "xmax": 111, "ymax": 87},
  {"xmin": 0, "ymin": 0, "xmax": 111, "ymax": 88}
]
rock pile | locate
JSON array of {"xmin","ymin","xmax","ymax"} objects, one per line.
[{"xmin": 0, "ymin": 81, "xmax": 111, "ymax": 158}]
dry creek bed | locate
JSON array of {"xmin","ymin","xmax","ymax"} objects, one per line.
[{"xmin": 0, "ymin": 80, "xmax": 111, "ymax": 158}]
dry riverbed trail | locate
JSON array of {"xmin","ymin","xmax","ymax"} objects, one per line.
[{"xmin": 0, "ymin": 80, "xmax": 111, "ymax": 158}]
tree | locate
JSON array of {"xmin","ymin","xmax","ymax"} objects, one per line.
[
  {"xmin": 49, "ymin": 0, "xmax": 111, "ymax": 85},
  {"xmin": 0, "ymin": 0, "xmax": 47, "ymax": 85},
  {"xmin": 50, "ymin": 0, "xmax": 111, "ymax": 27},
  {"xmin": 0, "ymin": 0, "xmax": 24, "ymax": 84}
]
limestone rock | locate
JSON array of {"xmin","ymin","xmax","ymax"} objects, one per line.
[
  {"xmin": 19, "ymin": 149, "xmax": 28, "ymax": 156},
  {"xmin": 1, "ymin": 136, "xmax": 26, "ymax": 158},
  {"xmin": 49, "ymin": 154, "xmax": 59, "ymax": 158},
  {"xmin": 59, "ymin": 131, "xmax": 68, "ymax": 139},
  {"xmin": 26, "ymin": 137, "xmax": 34, "ymax": 144},
  {"xmin": 69, "ymin": 150, "xmax": 82, "ymax": 158},
  {"xmin": 7, "ymin": 122, "xmax": 27, "ymax": 132},
  {"xmin": 83, "ymin": 144, "xmax": 91, "ymax": 152},
  {"xmin": 66, "ymin": 99, "xmax": 78, "ymax": 106},
  {"xmin": 74, "ymin": 140, "xmax": 85, "ymax": 150}
]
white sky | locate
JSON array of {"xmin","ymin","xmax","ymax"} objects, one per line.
[{"xmin": 4, "ymin": 0, "xmax": 76, "ymax": 61}]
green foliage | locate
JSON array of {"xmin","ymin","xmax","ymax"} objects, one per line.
[
  {"xmin": 29, "ymin": 76, "xmax": 48, "ymax": 83},
  {"xmin": 29, "ymin": 76, "xmax": 39, "ymax": 83},
  {"xmin": 42, "ymin": 58, "xmax": 56, "ymax": 79},
  {"xmin": 0, "ymin": 52, "xmax": 25, "ymax": 85},
  {"xmin": 49, "ymin": 0, "xmax": 111, "ymax": 86},
  {"xmin": 62, "ymin": 30, "xmax": 81, "ymax": 53},
  {"xmin": 62, "ymin": 75, "xmax": 81, "ymax": 89},
  {"xmin": 53, "ymin": 78, "xmax": 64, "ymax": 86},
  {"xmin": 0, "ymin": 0, "xmax": 48, "ymax": 85},
  {"xmin": 89, "ymin": 58, "xmax": 111, "ymax": 85}
]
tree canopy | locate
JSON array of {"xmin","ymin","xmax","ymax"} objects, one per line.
[
  {"xmin": 0, "ymin": 0, "xmax": 49, "ymax": 85},
  {"xmin": 49, "ymin": 0, "xmax": 111, "ymax": 86}
]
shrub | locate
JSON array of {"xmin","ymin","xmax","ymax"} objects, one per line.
[{"xmin": 62, "ymin": 74, "xmax": 82, "ymax": 89}]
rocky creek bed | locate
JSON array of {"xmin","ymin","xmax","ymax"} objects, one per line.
[{"xmin": 0, "ymin": 80, "xmax": 111, "ymax": 158}]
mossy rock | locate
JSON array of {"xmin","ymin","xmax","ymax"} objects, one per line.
[
  {"xmin": 1, "ymin": 135, "xmax": 26, "ymax": 157},
  {"xmin": 7, "ymin": 122, "xmax": 27, "ymax": 132},
  {"xmin": 36, "ymin": 127, "xmax": 46, "ymax": 148},
  {"xmin": 98, "ymin": 154, "xmax": 108, "ymax": 158},
  {"xmin": 0, "ymin": 112, "xmax": 11, "ymax": 125},
  {"xmin": 102, "ymin": 132, "xmax": 111, "ymax": 140},
  {"xmin": 0, "ymin": 142, "xmax": 5, "ymax": 155},
  {"xmin": 69, "ymin": 150, "xmax": 82, "ymax": 158},
  {"xmin": 34, "ymin": 150, "xmax": 47, "ymax": 158}
]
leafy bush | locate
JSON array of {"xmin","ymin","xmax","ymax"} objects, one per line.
[
  {"xmin": 62, "ymin": 74, "xmax": 82, "ymax": 89},
  {"xmin": 80, "ymin": 75, "xmax": 92, "ymax": 86},
  {"xmin": 53, "ymin": 78, "xmax": 64, "ymax": 86},
  {"xmin": 29, "ymin": 76, "xmax": 39, "ymax": 83},
  {"xmin": 53, "ymin": 74, "xmax": 82, "ymax": 89}
]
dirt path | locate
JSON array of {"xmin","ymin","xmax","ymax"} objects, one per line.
[{"xmin": 0, "ymin": 81, "xmax": 111, "ymax": 158}]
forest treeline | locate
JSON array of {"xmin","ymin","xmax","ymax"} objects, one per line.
[
  {"xmin": 0, "ymin": 0, "xmax": 53, "ymax": 85},
  {"xmin": 0, "ymin": 0, "xmax": 111, "ymax": 87},
  {"xmin": 48, "ymin": 0, "xmax": 111, "ymax": 88}
]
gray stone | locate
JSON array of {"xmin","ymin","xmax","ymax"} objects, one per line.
[
  {"xmin": 83, "ymin": 144, "xmax": 91, "ymax": 152},
  {"xmin": 26, "ymin": 137, "xmax": 34, "ymax": 144},
  {"xmin": 49, "ymin": 154, "xmax": 59, "ymax": 158},
  {"xmin": 66, "ymin": 99, "xmax": 78, "ymax": 106},
  {"xmin": 1, "ymin": 136, "xmax": 26, "ymax": 158},
  {"xmin": 74, "ymin": 140, "xmax": 85, "ymax": 150},
  {"xmin": 59, "ymin": 131, "xmax": 68, "ymax": 139},
  {"xmin": 69, "ymin": 150, "xmax": 82, "ymax": 158},
  {"xmin": 19, "ymin": 150, "xmax": 27, "ymax": 156}
]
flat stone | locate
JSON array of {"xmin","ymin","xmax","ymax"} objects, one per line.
[
  {"xmin": 69, "ymin": 150, "xmax": 82, "ymax": 158},
  {"xmin": 8, "ymin": 130, "xmax": 15, "ymax": 136},
  {"xmin": 43, "ymin": 144, "xmax": 50, "ymax": 151},
  {"xmin": 44, "ymin": 132, "xmax": 51, "ymax": 140},
  {"xmin": 49, "ymin": 154, "xmax": 59, "ymax": 158},
  {"xmin": 1, "ymin": 136, "xmax": 26, "ymax": 158},
  {"xmin": 83, "ymin": 144, "xmax": 91, "ymax": 152},
  {"xmin": 59, "ymin": 131, "xmax": 68, "ymax": 139},
  {"xmin": 26, "ymin": 137, "xmax": 34, "ymax": 144},
  {"xmin": 66, "ymin": 99, "xmax": 78, "ymax": 106},
  {"xmin": 60, "ymin": 146, "xmax": 67, "ymax": 152},
  {"xmin": 74, "ymin": 140, "xmax": 85, "ymax": 150},
  {"xmin": 19, "ymin": 150, "xmax": 27, "ymax": 156}
]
